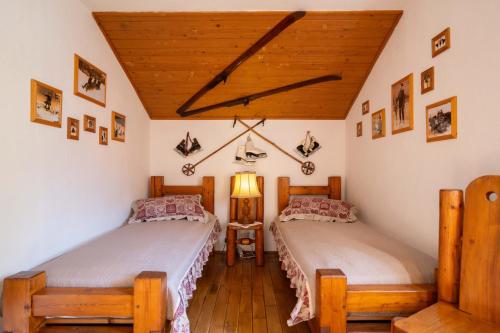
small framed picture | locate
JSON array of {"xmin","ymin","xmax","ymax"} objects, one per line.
[
  {"xmin": 67, "ymin": 117, "xmax": 80, "ymax": 140},
  {"xmin": 83, "ymin": 115, "xmax": 96, "ymax": 133},
  {"xmin": 362, "ymin": 100, "xmax": 370, "ymax": 115},
  {"xmin": 74, "ymin": 54, "xmax": 107, "ymax": 107},
  {"xmin": 421, "ymin": 67, "xmax": 435, "ymax": 94},
  {"xmin": 372, "ymin": 109, "xmax": 386, "ymax": 139},
  {"xmin": 356, "ymin": 122, "xmax": 362, "ymax": 137},
  {"xmin": 111, "ymin": 111, "xmax": 126, "ymax": 142},
  {"xmin": 30, "ymin": 79, "xmax": 63, "ymax": 127},
  {"xmin": 432, "ymin": 28, "xmax": 451, "ymax": 58},
  {"xmin": 426, "ymin": 97, "xmax": 457, "ymax": 142},
  {"xmin": 99, "ymin": 126, "xmax": 108, "ymax": 145},
  {"xmin": 391, "ymin": 73, "xmax": 414, "ymax": 134}
]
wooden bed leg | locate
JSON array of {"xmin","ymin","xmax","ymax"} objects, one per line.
[
  {"xmin": 2, "ymin": 271, "xmax": 46, "ymax": 333},
  {"xmin": 316, "ymin": 269, "xmax": 347, "ymax": 333},
  {"xmin": 133, "ymin": 271, "xmax": 167, "ymax": 333}
]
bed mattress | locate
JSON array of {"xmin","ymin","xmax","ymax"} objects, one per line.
[
  {"xmin": 34, "ymin": 213, "xmax": 220, "ymax": 332},
  {"xmin": 270, "ymin": 218, "xmax": 436, "ymax": 325}
]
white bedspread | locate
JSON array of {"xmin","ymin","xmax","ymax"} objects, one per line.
[
  {"xmin": 271, "ymin": 218, "xmax": 436, "ymax": 325},
  {"xmin": 34, "ymin": 213, "xmax": 219, "ymax": 324}
]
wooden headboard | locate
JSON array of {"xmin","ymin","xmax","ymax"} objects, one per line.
[
  {"xmin": 277, "ymin": 176, "xmax": 342, "ymax": 213},
  {"xmin": 149, "ymin": 176, "xmax": 215, "ymax": 214}
]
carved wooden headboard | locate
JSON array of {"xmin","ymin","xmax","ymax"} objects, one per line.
[
  {"xmin": 277, "ymin": 176, "xmax": 342, "ymax": 213},
  {"xmin": 149, "ymin": 176, "xmax": 215, "ymax": 214}
]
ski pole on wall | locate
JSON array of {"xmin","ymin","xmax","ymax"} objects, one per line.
[
  {"xmin": 181, "ymin": 119, "xmax": 266, "ymax": 176},
  {"xmin": 235, "ymin": 118, "xmax": 315, "ymax": 175}
]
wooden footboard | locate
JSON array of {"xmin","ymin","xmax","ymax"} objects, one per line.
[
  {"xmin": 2, "ymin": 271, "xmax": 167, "ymax": 333},
  {"xmin": 311, "ymin": 269, "xmax": 436, "ymax": 333}
]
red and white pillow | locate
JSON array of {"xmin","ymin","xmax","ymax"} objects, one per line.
[
  {"xmin": 129, "ymin": 195, "xmax": 208, "ymax": 224},
  {"xmin": 280, "ymin": 197, "xmax": 357, "ymax": 223}
]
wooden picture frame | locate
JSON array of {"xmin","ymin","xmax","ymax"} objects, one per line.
[
  {"xmin": 99, "ymin": 126, "xmax": 108, "ymax": 145},
  {"xmin": 30, "ymin": 79, "xmax": 63, "ymax": 128},
  {"xmin": 111, "ymin": 111, "xmax": 126, "ymax": 142},
  {"xmin": 432, "ymin": 28, "xmax": 451, "ymax": 58},
  {"xmin": 426, "ymin": 96, "xmax": 457, "ymax": 142},
  {"xmin": 83, "ymin": 115, "xmax": 96, "ymax": 133},
  {"xmin": 356, "ymin": 122, "xmax": 362, "ymax": 137},
  {"xmin": 74, "ymin": 54, "xmax": 107, "ymax": 107},
  {"xmin": 421, "ymin": 67, "xmax": 435, "ymax": 94},
  {"xmin": 362, "ymin": 100, "xmax": 370, "ymax": 115},
  {"xmin": 372, "ymin": 109, "xmax": 386, "ymax": 139},
  {"xmin": 67, "ymin": 117, "xmax": 80, "ymax": 140},
  {"xmin": 391, "ymin": 73, "xmax": 414, "ymax": 134}
]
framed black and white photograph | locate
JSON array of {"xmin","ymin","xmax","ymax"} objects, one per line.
[
  {"xmin": 391, "ymin": 73, "xmax": 413, "ymax": 134},
  {"xmin": 67, "ymin": 117, "xmax": 80, "ymax": 140},
  {"xmin": 83, "ymin": 115, "xmax": 96, "ymax": 133},
  {"xmin": 372, "ymin": 109, "xmax": 386, "ymax": 139},
  {"xmin": 74, "ymin": 54, "xmax": 106, "ymax": 107},
  {"xmin": 432, "ymin": 28, "xmax": 451, "ymax": 57},
  {"xmin": 421, "ymin": 67, "xmax": 434, "ymax": 94},
  {"xmin": 99, "ymin": 126, "xmax": 108, "ymax": 145},
  {"xmin": 30, "ymin": 79, "xmax": 63, "ymax": 128},
  {"xmin": 426, "ymin": 97, "xmax": 457, "ymax": 142},
  {"xmin": 356, "ymin": 121, "xmax": 363, "ymax": 137},
  {"xmin": 362, "ymin": 100, "xmax": 370, "ymax": 115}
]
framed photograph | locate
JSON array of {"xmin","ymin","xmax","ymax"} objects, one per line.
[
  {"xmin": 372, "ymin": 109, "xmax": 386, "ymax": 139},
  {"xmin": 30, "ymin": 79, "xmax": 63, "ymax": 127},
  {"xmin": 83, "ymin": 115, "xmax": 96, "ymax": 133},
  {"xmin": 111, "ymin": 111, "xmax": 126, "ymax": 142},
  {"xmin": 67, "ymin": 117, "xmax": 79, "ymax": 140},
  {"xmin": 99, "ymin": 126, "xmax": 108, "ymax": 145},
  {"xmin": 421, "ymin": 67, "xmax": 435, "ymax": 94},
  {"xmin": 362, "ymin": 100, "xmax": 370, "ymax": 115},
  {"xmin": 74, "ymin": 54, "xmax": 106, "ymax": 107},
  {"xmin": 426, "ymin": 97, "xmax": 457, "ymax": 142},
  {"xmin": 432, "ymin": 28, "xmax": 451, "ymax": 58},
  {"xmin": 391, "ymin": 73, "xmax": 414, "ymax": 134},
  {"xmin": 356, "ymin": 122, "xmax": 362, "ymax": 137}
]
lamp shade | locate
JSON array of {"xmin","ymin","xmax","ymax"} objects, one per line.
[{"xmin": 231, "ymin": 172, "xmax": 261, "ymax": 198}]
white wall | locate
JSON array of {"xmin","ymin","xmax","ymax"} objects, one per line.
[
  {"xmin": 150, "ymin": 120, "xmax": 345, "ymax": 250},
  {"xmin": 0, "ymin": 0, "xmax": 150, "ymax": 295},
  {"xmin": 346, "ymin": 0, "xmax": 500, "ymax": 257}
]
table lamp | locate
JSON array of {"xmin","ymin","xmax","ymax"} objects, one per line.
[{"xmin": 231, "ymin": 171, "xmax": 262, "ymax": 224}]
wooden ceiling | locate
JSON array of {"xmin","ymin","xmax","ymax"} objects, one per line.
[{"xmin": 93, "ymin": 11, "xmax": 402, "ymax": 119}]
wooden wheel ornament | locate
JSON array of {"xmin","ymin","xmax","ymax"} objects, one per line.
[
  {"xmin": 301, "ymin": 161, "xmax": 315, "ymax": 175},
  {"xmin": 182, "ymin": 163, "xmax": 196, "ymax": 176}
]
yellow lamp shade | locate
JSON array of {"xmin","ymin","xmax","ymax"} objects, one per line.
[{"xmin": 231, "ymin": 172, "xmax": 261, "ymax": 198}]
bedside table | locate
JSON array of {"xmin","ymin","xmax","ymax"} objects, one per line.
[{"xmin": 226, "ymin": 221, "xmax": 264, "ymax": 266}]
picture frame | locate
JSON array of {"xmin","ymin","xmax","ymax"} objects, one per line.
[
  {"xmin": 83, "ymin": 114, "xmax": 96, "ymax": 133},
  {"xmin": 421, "ymin": 67, "xmax": 435, "ymax": 94},
  {"xmin": 67, "ymin": 117, "xmax": 80, "ymax": 140},
  {"xmin": 432, "ymin": 28, "xmax": 451, "ymax": 58},
  {"xmin": 372, "ymin": 109, "xmax": 386, "ymax": 139},
  {"xmin": 99, "ymin": 126, "xmax": 108, "ymax": 145},
  {"xmin": 426, "ymin": 96, "xmax": 457, "ymax": 142},
  {"xmin": 111, "ymin": 111, "xmax": 126, "ymax": 142},
  {"xmin": 74, "ymin": 54, "xmax": 107, "ymax": 107},
  {"xmin": 391, "ymin": 73, "xmax": 414, "ymax": 135},
  {"xmin": 362, "ymin": 100, "xmax": 370, "ymax": 115},
  {"xmin": 30, "ymin": 79, "xmax": 63, "ymax": 128},
  {"xmin": 356, "ymin": 122, "xmax": 362, "ymax": 137}
]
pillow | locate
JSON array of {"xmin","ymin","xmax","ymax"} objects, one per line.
[
  {"xmin": 279, "ymin": 197, "xmax": 357, "ymax": 223},
  {"xmin": 129, "ymin": 195, "xmax": 207, "ymax": 224}
]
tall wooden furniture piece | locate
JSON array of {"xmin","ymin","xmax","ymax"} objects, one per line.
[
  {"xmin": 277, "ymin": 176, "xmax": 437, "ymax": 333},
  {"xmin": 226, "ymin": 175, "xmax": 264, "ymax": 266},
  {"xmin": 393, "ymin": 175, "xmax": 500, "ymax": 333},
  {"xmin": 2, "ymin": 176, "xmax": 215, "ymax": 333}
]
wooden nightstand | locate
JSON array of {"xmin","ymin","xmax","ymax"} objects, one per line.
[{"xmin": 226, "ymin": 221, "xmax": 264, "ymax": 266}]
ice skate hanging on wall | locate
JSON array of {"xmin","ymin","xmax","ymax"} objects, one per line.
[
  {"xmin": 296, "ymin": 131, "xmax": 321, "ymax": 158},
  {"xmin": 235, "ymin": 135, "xmax": 267, "ymax": 166},
  {"xmin": 175, "ymin": 132, "xmax": 202, "ymax": 157}
]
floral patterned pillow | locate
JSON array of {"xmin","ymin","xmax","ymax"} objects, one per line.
[
  {"xmin": 279, "ymin": 197, "xmax": 357, "ymax": 223},
  {"xmin": 129, "ymin": 195, "xmax": 207, "ymax": 224}
]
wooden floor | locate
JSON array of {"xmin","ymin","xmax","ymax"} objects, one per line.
[{"xmin": 41, "ymin": 253, "xmax": 390, "ymax": 333}]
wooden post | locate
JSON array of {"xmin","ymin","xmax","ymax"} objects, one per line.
[
  {"xmin": 2, "ymin": 271, "xmax": 46, "ymax": 333},
  {"xmin": 226, "ymin": 228, "xmax": 237, "ymax": 266},
  {"xmin": 438, "ymin": 189, "xmax": 464, "ymax": 303},
  {"xmin": 277, "ymin": 177, "xmax": 290, "ymax": 213},
  {"xmin": 229, "ymin": 176, "xmax": 238, "ymax": 221},
  {"xmin": 256, "ymin": 176, "xmax": 264, "ymax": 221},
  {"xmin": 149, "ymin": 176, "xmax": 164, "ymax": 198},
  {"xmin": 255, "ymin": 227, "xmax": 264, "ymax": 266},
  {"xmin": 202, "ymin": 176, "xmax": 215, "ymax": 215},
  {"xmin": 316, "ymin": 269, "xmax": 347, "ymax": 333},
  {"xmin": 328, "ymin": 177, "xmax": 342, "ymax": 200},
  {"xmin": 133, "ymin": 271, "xmax": 167, "ymax": 333}
]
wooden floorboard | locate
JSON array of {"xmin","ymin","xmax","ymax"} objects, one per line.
[{"xmin": 41, "ymin": 253, "xmax": 390, "ymax": 333}]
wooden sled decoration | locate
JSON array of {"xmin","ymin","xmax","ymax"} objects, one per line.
[
  {"xmin": 175, "ymin": 132, "xmax": 202, "ymax": 157},
  {"xmin": 235, "ymin": 118, "xmax": 316, "ymax": 175}
]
